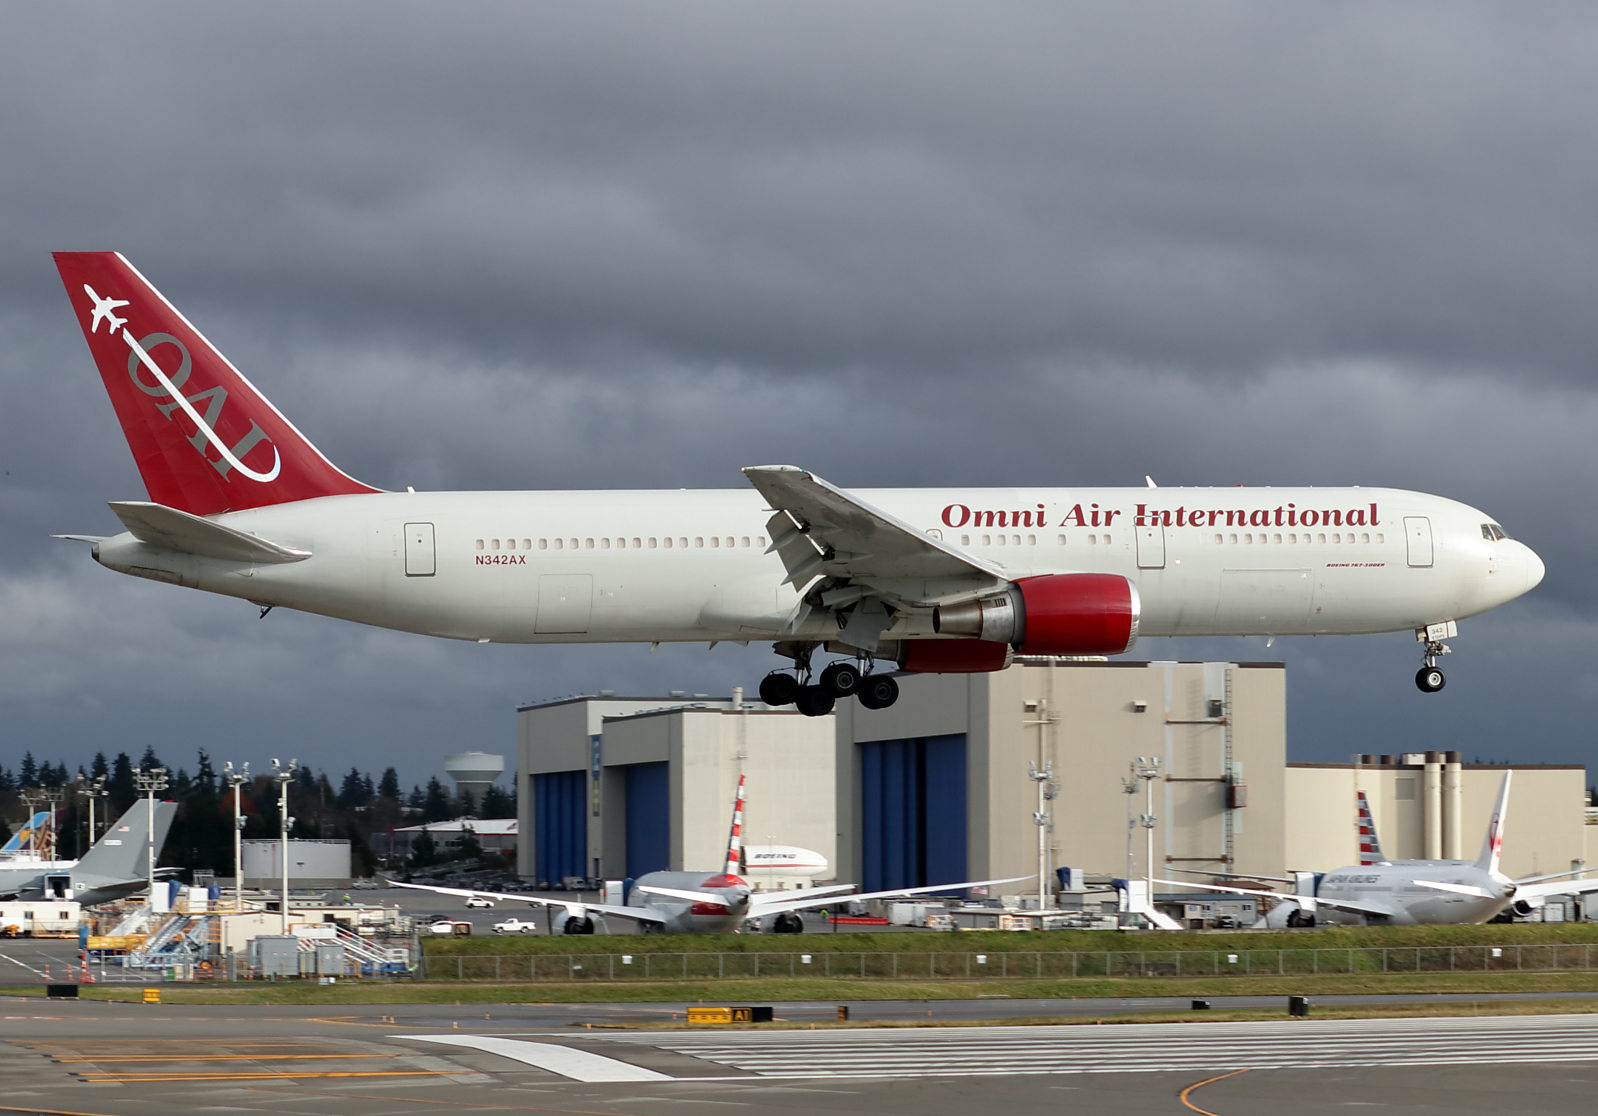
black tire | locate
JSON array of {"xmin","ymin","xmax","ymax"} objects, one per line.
[
  {"xmin": 819, "ymin": 661, "xmax": 861, "ymax": 698},
  {"xmin": 1415, "ymin": 666, "xmax": 1446, "ymax": 693},
  {"xmin": 856, "ymin": 674, "xmax": 900, "ymax": 710},
  {"xmin": 759, "ymin": 672, "xmax": 799, "ymax": 706},
  {"xmin": 794, "ymin": 685, "xmax": 835, "ymax": 717},
  {"xmin": 562, "ymin": 916, "xmax": 595, "ymax": 935}
]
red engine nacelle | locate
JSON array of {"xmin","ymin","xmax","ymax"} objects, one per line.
[{"xmin": 932, "ymin": 573, "xmax": 1140, "ymax": 656}]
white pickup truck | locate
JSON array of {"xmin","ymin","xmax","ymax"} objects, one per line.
[{"xmin": 492, "ymin": 917, "xmax": 540, "ymax": 934}]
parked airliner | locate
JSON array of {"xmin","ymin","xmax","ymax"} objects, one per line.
[
  {"xmin": 52, "ymin": 253, "xmax": 1544, "ymax": 712},
  {"xmin": 0, "ymin": 801, "xmax": 177, "ymax": 906},
  {"xmin": 1165, "ymin": 774, "xmax": 1598, "ymax": 926},
  {"xmin": 388, "ymin": 776, "xmax": 1020, "ymax": 933}
]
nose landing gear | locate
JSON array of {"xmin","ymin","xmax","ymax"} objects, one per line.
[{"xmin": 1415, "ymin": 627, "xmax": 1452, "ymax": 693}]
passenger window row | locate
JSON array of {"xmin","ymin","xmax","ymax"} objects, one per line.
[
  {"xmin": 474, "ymin": 536, "xmax": 767, "ymax": 551},
  {"xmin": 958, "ymin": 533, "xmax": 1115, "ymax": 546},
  {"xmin": 1210, "ymin": 532, "xmax": 1382, "ymax": 545}
]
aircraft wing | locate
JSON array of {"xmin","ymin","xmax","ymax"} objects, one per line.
[
  {"xmin": 381, "ymin": 879, "xmax": 666, "ymax": 925},
  {"xmin": 1412, "ymin": 880, "xmax": 1500, "ymax": 900},
  {"xmin": 748, "ymin": 876, "xmax": 1029, "ymax": 916},
  {"xmin": 742, "ymin": 465, "xmax": 1007, "ymax": 607},
  {"xmin": 1514, "ymin": 877, "xmax": 1598, "ymax": 903},
  {"xmin": 1152, "ymin": 878, "xmax": 1395, "ymax": 920}
]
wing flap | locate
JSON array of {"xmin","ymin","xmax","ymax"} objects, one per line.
[
  {"xmin": 743, "ymin": 465, "xmax": 1004, "ymax": 605},
  {"xmin": 110, "ymin": 501, "xmax": 311, "ymax": 564},
  {"xmin": 381, "ymin": 879, "xmax": 666, "ymax": 925}
]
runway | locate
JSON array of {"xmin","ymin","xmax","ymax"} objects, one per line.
[{"xmin": 4, "ymin": 999, "xmax": 1598, "ymax": 1114}]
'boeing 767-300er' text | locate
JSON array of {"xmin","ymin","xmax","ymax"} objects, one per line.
[{"xmin": 52, "ymin": 253, "xmax": 1545, "ymax": 712}]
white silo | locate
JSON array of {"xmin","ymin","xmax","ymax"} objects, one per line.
[{"xmin": 444, "ymin": 752, "xmax": 505, "ymax": 803}]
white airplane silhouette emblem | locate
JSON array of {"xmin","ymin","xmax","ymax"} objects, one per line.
[{"xmin": 83, "ymin": 284, "xmax": 128, "ymax": 335}]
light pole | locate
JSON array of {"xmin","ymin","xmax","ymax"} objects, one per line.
[
  {"xmin": 40, "ymin": 787, "xmax": 64, "ymax": 862},
  {"xmin": 1028, "ymin": 760, "xmax": 1056, "ymax": 907},
  {"xmin": 224, "ymin": 762, "xmax": 250, "ymax": 911},
  {"xmin": 78, "ymin": 773, "xmax": 108, "ymax": 851},
  {"xmin": 272, "ymin": 759, "xmax": 297, "ymax": 934},
  {"xmin": 132, "ymin": 766, "xmax": 169, "ymax": 909},
  {"xmin": 1131, "ymin": 756, "xmax": 1162, "ymax": 911}
]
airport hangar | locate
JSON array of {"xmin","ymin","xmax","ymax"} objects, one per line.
[{"xmin": 515, "ymin": 659, "xmax": 1593, "ymax": 898}]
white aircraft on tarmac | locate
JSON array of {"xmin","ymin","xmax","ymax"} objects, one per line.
[
  {"xmin": 52, "ymin": 252, "xmax": 1545, "ymax": 713},
  {"xmin": 387, "ymin": 775, "xmax": 1021, "ymax": 934},
  {"xmin": 1164, "ymin": 773, "xmax": 1598, "ymax": 926},
  {"xmin": 0, "ymin": 801, "xmax": 177, "ymax": 907}
]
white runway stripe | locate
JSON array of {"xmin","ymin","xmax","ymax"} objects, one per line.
[{"xmin": 572, "ymin": 1013, "xmax": 1598, "ymax": 1079}]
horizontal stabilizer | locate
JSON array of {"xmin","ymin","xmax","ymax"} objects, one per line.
[{"xmin": 109, "ymin": 501, "xmax": 311, "ymax": 564}]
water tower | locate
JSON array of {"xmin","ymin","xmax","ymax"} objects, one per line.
[{"xmin": 444, "ymin": 752, "xmax": 505, "ymax": 804}]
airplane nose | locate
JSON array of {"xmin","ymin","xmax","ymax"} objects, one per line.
[{"xmin": 1522, "ymin": 543, "xmax": 1546, "ymax": 592}]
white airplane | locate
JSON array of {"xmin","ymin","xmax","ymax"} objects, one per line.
[
  {"xmin": 1164, "ymin": 773, "xmax": 1598, "ymax": 926},
  {"xmin": 51, "ymin": 252, "xmax": 1545, "ymax": 711},
  {"xmin": 386, "ymin": 775, "xmax": 1021, "ymax": 933},
  {"xmin": 743, "ymin": 844, "xmax": 830, "ymax": 887}
]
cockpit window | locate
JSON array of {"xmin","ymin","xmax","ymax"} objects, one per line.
[{"xmin": 1482, "ymin": 523, "xmax": 1508, "ymax": 541}]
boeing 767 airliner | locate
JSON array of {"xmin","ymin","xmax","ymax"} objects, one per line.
[{"xmin": 52, "ymin": 253, "xmax": 1544, "ymax": 713}]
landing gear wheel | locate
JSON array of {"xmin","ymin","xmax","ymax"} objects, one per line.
[
  {"xmin": 1415, "ymin": 666, "xmax": 1447, "ymax": 693},
  {"xmin": 855, "ymin": 674, "xmax": 900, "ymax": 710},
  {"xmin": 819, "ymin": 661, "xmax": 861, "ymax": 698},
  {"xmin": 759, "ymin": 671, "xmax": 800, "ymax": 706},
  {"xmin": 794, "ymin": 685, "xmax": 836, "ymax": 717},
  {"xmin": 772, "ymin": 911, "xmax": 804, "ymax": 934},
  {"xmin": 562, "ymin": 916, "xmax": 596, "ymax": 935}
]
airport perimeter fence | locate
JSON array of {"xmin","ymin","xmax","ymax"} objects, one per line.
[{"xmin": 421, "ymin": 943, "xmax": 1598, "ymax": 982}]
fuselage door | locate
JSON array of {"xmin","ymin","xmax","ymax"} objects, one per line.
[
  {"xmin": 1136, "ymin": 523, "xmax": 1166, "ymax": 569},
  {"xmin": 404, "ymin": 522, "xmax": 436, "ymax": 577},
  {"xmin": 1404, "ymin": 517, "xmax": 1433, "ymax": 568},
  {"xmin": 44, "ymin": 874, "xmax": 73, "ymax": 900}
]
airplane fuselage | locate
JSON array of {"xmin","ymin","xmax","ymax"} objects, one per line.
[
  {"xmin": 90, "ymin": 486, "xmax": 1542, "ymax": 647},
  {"xmin": 1314, "ymin": 861, "xmax": 1517, "ymax": 926},
  {"xmin": 626, "ymin": 871, "xmax": 751, "ymax": 934}
]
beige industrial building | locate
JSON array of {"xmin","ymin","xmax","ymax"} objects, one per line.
[
  {"xmin": 517, "ymin": 661, "xmax": 1592, "ymax": 904},
  {"xmin": 516, "ymin": 693, "xmax": 835, "ymax": 884},
  {"xmin": 834, "ymin": 659, "xmax": 1287, "ymax": 894},
  {"xmin": 1285, "ymin": 757, "xmax": 1588, "ymax": 880}
]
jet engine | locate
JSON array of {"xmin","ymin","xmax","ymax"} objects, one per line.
[
  {"xmin": 562, "ymin": 915, "xmax": 596, "ymax": 935},
  {"xmin": 932, "ymin": 573, "xmax": 1140, "ymax": 656},
  {"xmin": 894, "ymin": 639, "xmax": 1013, "ymax": 674}
]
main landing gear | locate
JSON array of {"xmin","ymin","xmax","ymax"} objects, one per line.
[{"xmin": 758, "ymin": 646, "xmax": 899, "ymax": 716}]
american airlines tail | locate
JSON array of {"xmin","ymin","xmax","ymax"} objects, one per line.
[
  {"xmin": 723, "ymin": 774, "xmax": 747, "ymax": 877},
  {"xmin": 1475, "ymin": 771, "xmax": 1512, "ymax": 875},
  {"xmin": 1356, "ymin": 790, "xmax": 1387, "ymax": 865},
  {"xmin": 74, "ymin": 800, "xmax": 178, "ymax": 882},
  {"xmin": 53, "ymin": 252, "xmax": 378, "ymax": 517}
]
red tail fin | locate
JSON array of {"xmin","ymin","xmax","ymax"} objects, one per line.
[
  {"xmin": 54, "ymin": 252, "xmax": 379, "ymax": 516},
  {"xmin": 724, "ymin": 774, "xmax": 746, "ymax": 877}
]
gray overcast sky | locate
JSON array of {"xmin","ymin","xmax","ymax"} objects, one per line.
[{"xmin": 1, "ymin": 2, "xmax": 1593, "ymax": 791}]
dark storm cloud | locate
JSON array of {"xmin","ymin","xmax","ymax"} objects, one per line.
[{"xmin": 1, "ymin": 2, "xmax": 1596, "ymax": 782}]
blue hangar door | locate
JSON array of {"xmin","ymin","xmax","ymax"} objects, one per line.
[
  {"xmin": 859, "ymin": 735, "xmax": 967, "ymax": 893},
  {"xmin": 624, "ymin": 762, "xmax": 670, "ymax": 878},
  {"xmin": 533, "ymin": 771, "xmax": 586, "ymax": 884}
]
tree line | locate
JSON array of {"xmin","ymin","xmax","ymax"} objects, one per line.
[{"xmin": 0, "ymin": 749, "xmax": 515, "ymax": 880}]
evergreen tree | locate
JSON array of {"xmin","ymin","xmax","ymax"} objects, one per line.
[
  {"xmin": 378, "ymin": 768, "xmax": 401, "ymax": 800},
  {"xmin": 480, "ymin": 784, "xmax": 515, "ymax": 820},
  {"xmin": 409, "ymin": 828, "xmax": 437, "ymax": 868},
  {"xmin": 19, "ymin": 753, "xmax": 37, "ymax": 788},
  {"xmin": 422, "ymin": 777, "xmax": 451, "ymax": 823},
  {"xmin": 456, "ymin": 824, "xmax": 483, "ymax": 864},
  {"xmin": 407, "ymin": 785, "xmax": 425, "ymax": 810},
  {"xmin": 91, "ymin": 752, "xmax": 109, "ymax": 779},
  {"xmin": 337, "ymin": 768, "xmax": 369, "ymax": 810},
  {"xmin": 0, "ymin": 767, "xmax": 13, "ymax": 794},
  {"xmin": 138, "ymin": 745, "xmax": 163, "ymax": 771},
  {"xmin": 457, "ymin": 788, "xmax": 477, "ymax": 818},
  {"xmin": 109, "ymin": 753, "xmax": 136, "ymax": 813}
]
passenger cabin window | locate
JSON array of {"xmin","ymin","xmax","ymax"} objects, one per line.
[
  {"xmin": 664, "ymin": 537, "xmax": 673, "ymax": 548},
  {"xmin": 539, "ymin": 539, "xmax": 548, "ymax": 550},
  {"xmin": 475, "ymin": 539, "xmax": 484, "ymax": 550}
]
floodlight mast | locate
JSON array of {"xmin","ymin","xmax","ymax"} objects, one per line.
[
  {"xmin": 132, "ymin": 767, "xmax": 169, "ymax": 907},
  {"xmin": 77, "ymin": 772, "xmax": 108, "ymax": 848},
  {"xmin": 1130, "ymin": 756, "xmax": 1162, "ymax": 918},
  {"xmin": 1028, "ymin": 760, "xmax": 1056, "ymax": 907},
  {"xmin": 272, "ymin": 759, "xmax": 297, "ymax": 934},
  {"xmin": 224, "ymin": 763, "xmax": 250, "ymax": 911}
]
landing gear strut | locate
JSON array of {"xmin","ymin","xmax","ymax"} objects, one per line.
[{"xmin": 1416, "ymin": 640, "xmax": 1449, "ymax": 693}]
